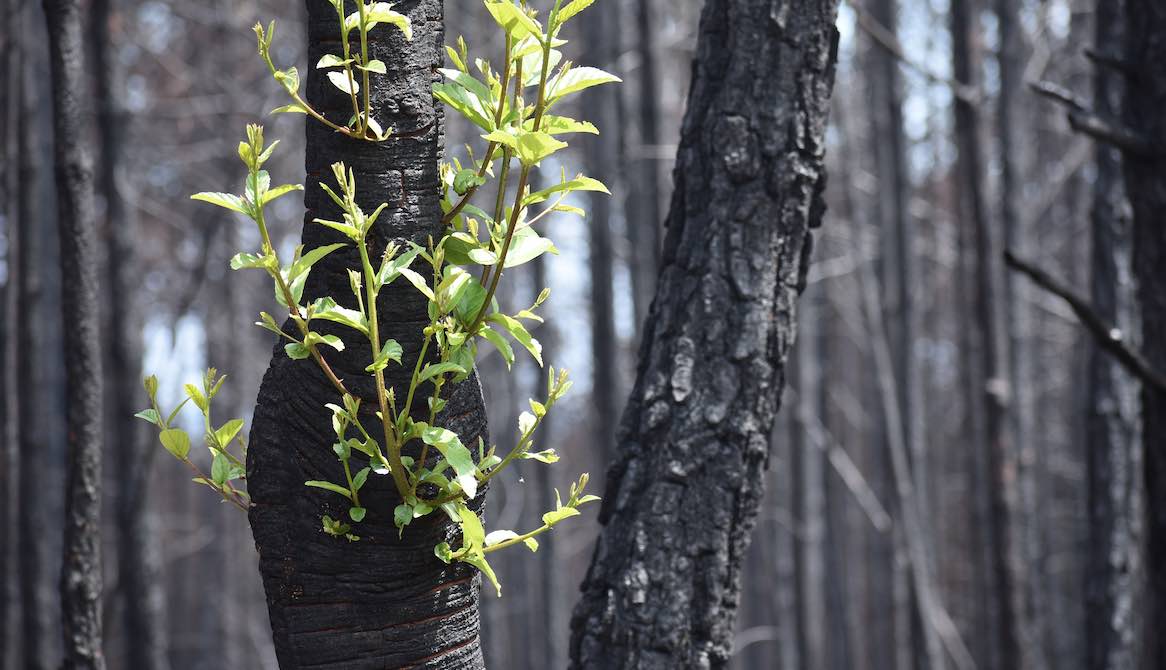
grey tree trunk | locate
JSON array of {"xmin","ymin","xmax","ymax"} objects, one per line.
[
  {"xmin": 1121, "ymin": 1, "xmax": 1166, "ymax": 667},
  {"xmin": 44, "ymin": 0, "xmax": 106, "ymax": 666},
  {"xmin": 568, "ymin": 1, "xmax": 841, "ymax": 666},
  {"xmin": 245, "ymin": 1, "xmax": 488, "ymax": 667},
  {"xmin": 1084, "ymin": 3, "xmax": 1142, "ymax": 668},
  {"xmin": 582, "ymin": 2, "xmax": 620, "ymax": 464},
  {"xmin": 950, "ymin": 0, "xmax": 1019, "ymax": 666},
  {"xmin": 89, "ymin": 0, "xmax": 170, "ymax": 665},
  {"xmin": 625, "ymin": 0, "xmax": 662, "ymax": 332}
]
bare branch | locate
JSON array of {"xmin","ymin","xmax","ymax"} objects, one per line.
[
  {"xmin": 1029, "ymin": 80, "xmax": 1156, "ymax": 154},
  {"xmin": 1004, "ymin": 250, "xmax": 1166, "ymax": 394}
]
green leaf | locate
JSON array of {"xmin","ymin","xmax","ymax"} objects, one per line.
[
  {"xmin": 418, "ymin": 362, "xmax": 466, "ymax": 386},
  {"xmin": 394, "ymin": 503, "xmax": 413, "ymax": 531},
  {"xmin": 484, "ymin": 530, "xmax": 519, "ymax": 547},
  {"xmin": 458, "ymin": 503, "xmax": 486, "ymax": 548},
  {"xmin": 270, "ymin": 102, "xmax": 309, "ymax": 115},
  {"xmin": 397, "ymin": 266, "xmax": 434, "ymax": 300},
  {"xmin": 525, "ymin": 175, "xmax": 610, "ymax": 206},
  {"xmin": 284, "ymin": 243, "xmax": 347, "ymax": 305},
  {"xmin": 184, "ymin": 383, "xmax": 208, "ymax": 413},
  {"xmin": 453, "ymin": 168, "xmax": 487, "ymax": 195},
  {"xmin": 377, "ymin": 245, "xmax": 422, "ymax": 286},
  {"xmin": 502, "ymin": 227, "xmax": 557, "ymax": 269},
  {"xmin": 523, "ymin": 537, "xmax": 539, "ymax": 552},
  {"xmin": 305, "ymin": 331, "xmax": 345, "ymax": 352},
  {"xmin": 548, "ymin": 66, "xmax": 621, "ymax": 102},
  {"xmin": 434, "ymin": 82, "xmax": 494, "ymax": 131},
  {"xmin": 309, "ymin": 297, "xmax": 368, "ymax": 335},
  {"xmin": 515, "ymin": 131, "xmax": 567, "ymax": 165},
  {"xmin": 255, "ymin": 312, "xmax": 285, "ymax": 337},
  {"xmin": 327, "ymin": 71, "xmax": 359, "ymax": 95},
  {"xmin": 358, "ymin": 59, "xmax": 387, "ymax": 74},
  {"xmin": 316, "ymin": 54, "xmax": 353, "ymax": 69},
  {"xmin": 349, "ymin": 506, "xmax": 367, "ymax": 522},
  {"xmin": 480, "ymin": 326, "xmax": 515, "ymax": 368},
  {"xmin": 273, "ymin": 66, "xmax": 300, "ymax": 94},
  {"xmin": 215, "ymin": 419, "xmax": 245, "ymax": 447},
  {"xmin": 134, "ymin": 408, "xmax": 161, "ymax": 425},
  {"xmin": 347, "ymin": 3, "xmax": 413, "ymax": 38},
  {"xmin": 542, "ymin": 506, "xmax": 581, "ymax": 526},
  {"xmin": 191, "ymin": 192, "xmax": 250, "ymax": 216},
  {"xmin": 522, "ymin": 448, "xmax": 559, "ymax": 463},
  {"xmin": 488, "ymin": 313, "xmax": 543, "ymax": 365},
  {"xmin": 421, "ymin": 426, "xmax": 479, "ymax": 499},
  {"xmin": 438, "ymin": 68, "xmax": 494, "ymax": 110},
  {"xmin": 305, "ymin": 480, "xmax": 354, "ymax": 501},
  {"xmin": 211, "ymin": 449, "xmax": 230, "ymax": 486},
  {"xmin": 159, "ymin": 428, "xmax": 191, "ymax": 460},
  {"xmin": 532, "ymin": 114, "xmax": 599, "ymax": 136},
  {"xmin": 229, "ymin": 252, "xmax": 269, "ymax": 270},
  {"xmin": 262, "ymin": 183, "xmax": 303, "ymax": 206},
  {"xmin": 284, "ymin": 342, "xmax": 311, "ymax": 360},
  {"xmin": 553, "ymin": 0, "xmax": 594, "ymax": 27},
  {"xmin": 484, "ymin": 0, "xmax": 543, "ymax": 42},
  {"xmin": 434, "ymin": 541, "xmax": 454, "ymax": 563},
  {"xmin": 352, "ymin": 467, "xmax": 370, "ymax": 492},
  {"xmin": 365, "ymin": 340, "xmax": 404, "ymax": 372}
]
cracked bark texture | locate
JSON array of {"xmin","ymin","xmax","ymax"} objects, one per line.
[
  {"xmin": 1122, "ymin": 1, "xmax": 1166, "ymax": 667},
  {"xmin": 568, "ymin": 1, "xmax": 839, "ymax": 667},
  {"xmin": 246, "ymin": 1, "xmax": 487, "ymax": 668},
  {"xmin": 45, "ymin": 0, "xmax": 106, "ymax": 666}
]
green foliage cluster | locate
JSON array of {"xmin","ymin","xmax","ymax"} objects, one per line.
[{"xmin": 137, "ymin": 0, "xmax": 617, "ymax": 595}]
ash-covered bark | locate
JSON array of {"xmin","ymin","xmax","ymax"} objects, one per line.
[
  {"xmin": 44, "ymin": 0, "xmax": 106, "ymax": 667},
  {"xmin": 1122, "ymin": 1, "xmax": 1166, "ymax": 667},
  {"xmin": 1085, "ymin": 2, "xmax": 1143, "ymax": 669},
  {"xmin": 246, "ymin": 1, "xmax": 487, "ymax": 668},
  {"xmin": 568, "ymin": 1, "xmax": 839, "ymax": 667}
]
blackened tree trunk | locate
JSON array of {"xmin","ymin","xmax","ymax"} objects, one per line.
[
  {"xmin": 44, "ymin": 0, "xmax": 106, "ymax": 667},
  {"xmin": 568, "ymin": 1, "xmax": 840, "ymax": 666},
  {"xmin": 245, "ymin": 1, "xmax": 488, "ymax": 667},
  {"xmin": 90, "ymin": 0, "xmax": 170, "ymax": 665},
  {"xmin": 950, "ymin": 0, "xmax": 1019, "ymax": 667},
  {"xmin": 1122, "ymin": 1, "xmax": 1166, "ymax": 667},
  {"xmin": 1084, "ymin": 3, "xmax": 1142, "ymax": 669}
]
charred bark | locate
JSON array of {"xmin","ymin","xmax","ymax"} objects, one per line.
[
  {"xmin": 245, "ymin": 1, "xmax": 488, "ymax": 667},
  {"xmin": 1121, "ymin": 1, "xmax": 1166, "ymax": 667},
  {"xmin": 568, "ymin": 1, "xmax": 840, "ymax": 667},
  {"xmin": 44, "ymin": 0, "xmax": 106, "ymax": 666}
]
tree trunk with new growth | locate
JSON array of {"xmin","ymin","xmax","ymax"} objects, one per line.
[
  {"xmin": 245, "ymin": 1, "xmax": 489, "ymax": 667},
  {"xmin": 569, "ymin": 1, "xmax": 840, "ymax": 667},
  {"xmin": 45, "ymin": 0, "xmax": 106, "ymax": 666}
]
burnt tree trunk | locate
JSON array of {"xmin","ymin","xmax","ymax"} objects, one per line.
[
  {"xmin": 245, "ymin": 1, "xmax": 488, "ymax": 667},
  {"xmin": 1122, "ymin": 1, "xmax": 1166, "ymax": 667},
  {"xmin": 1084, "ymin": 2, "xmax": 1143, "ymax": 669},
  {"xmin": 44, "ymin": 0, "xmax": 106, "ymax": 666},
  {"xmin": 568, "ymin": 1, "xmax": 840, "ymax": 667}
]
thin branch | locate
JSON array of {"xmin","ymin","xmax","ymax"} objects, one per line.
[
  {"xmin": 1084, "ymin": 47, "xmax": 1133, "ymax": 75},
  {"xmin": 1004, "ymin": 250, "xmax": 1166, "ymax": 394},
  {"xmin": 1029, "ymin": 80, "xmax": 1156, "ymax": 155},
  {"xmin": 844, "ymin": 0, "xmax": 979, "ymax": 104}
]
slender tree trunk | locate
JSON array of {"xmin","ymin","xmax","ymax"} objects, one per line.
[
  {"xmin": 90, "ymin": 0, "xmax": 170, "ymax": 664},
  {"xmin": 625, "ymin": 0, "xmax": 662, "ymax": 332},
  {"xmin": 16, "ymin": 21, "xmax": 56, "ymax": 666},
  {"xmin": 246, "ymin": 1, "xmax": 488, "ymax": 667},
  {"xmin": 1085, "ymin": 3, "xmax": 1142, "ymax": 668},
  {"xmin": 582, "ymin": 3, "xmax": 620, "ymax": 465},
  {"xmin": 44, "ymin": 0, "xmax": 106, "ymax": 666},
  {"xmin": 1121, "ymin": 2, "xmax": 1166, "ymax": 667},
  {"xmin": 950, "ymin": 1, "xmax": 1020, "ymax": 667},
  {"xmin": 569, "ymin": 1, "xmax": 840, "ymax": 666}
]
